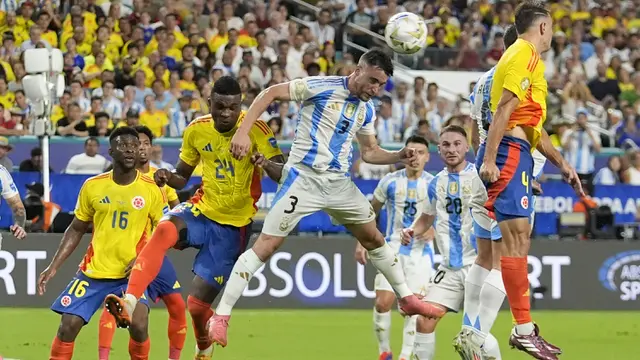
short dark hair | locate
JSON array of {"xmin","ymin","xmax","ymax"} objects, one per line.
[
  {"xmin": 440, "ymin": 124, "xmax": 468, "ymax": 139},
  {"xmin": 360, "ymin": 48, "xmax": 393, "ymax": 77},
  {"xmin": 109, "ymin": 126, "xmax": 139, "ymax": 143},
  {"xmin": 85, "ymin": 137, "xmax": 99, "ymax": 146},
  {"xmin": 212, "ymin": 75, "xmax": 241, "ymax": 96},
  {"xmin": 94, "ymin": 111, "xmax": 109, "ymax": 121},
  {"xmin": 405, "ymin": 135, "xmax": 429, "ymax": 148},
  {"xmin": 380, "ymin": 95, "xmax": 392, "ymax": 105},
  {"xmin": 514, "ymin": 1, "xmax": 550, "ymax": 35},
  {"xmin": 133, "ymin": 125, "xmax": 155, "ymax": 143},
  {"xmin": 504, "ymin": 25, "xmax": 518, "ymax": 49}
]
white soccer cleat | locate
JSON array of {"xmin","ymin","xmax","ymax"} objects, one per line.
[{"xmin": 194, "ymin": 343, "xmax": 214, "ymax": 360}]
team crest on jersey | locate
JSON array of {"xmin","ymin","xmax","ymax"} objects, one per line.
[
  {"xmin": 357, "ymin": 109, "xmax": 365, "ymax": 124},
  {"xmin": 60, "ymin": 295, "xmax": 72, "ymax": 307},
  {"xmin": 344, "ymin": 103, "xmax": 357, "ymax": 118},
  {"xmin": 521, "ymin": 196, "xmax": 529, "ymax": 209},
  {"xmin": 520, "ymin": 78, "xmax": 530, "ymax": 91},
  {"xmin": 132, "ymin": 196, "xmax": 146, "ymax": 210},
  {"xmin": 279, "ymin": 216, "xmax": 290, "ymax": 232},
  {"xmin": 448, "ymin": 182, "xmax": 458, "ymax": 195},
  {"xmin": 408, "ymin": 189, "xmax": 416, "ymax": 198},
  {"xmin": 462, "ymin": 182, "xmax": 472, "ymax": 195},
  {"xmin": 294, "ymin": 80, "xmax": 307, "ymax": 98}
]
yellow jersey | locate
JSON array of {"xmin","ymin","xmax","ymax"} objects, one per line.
[
  {"xmin": 76, "ymin": 171, "xmax": 167, "ymax": 279},
  {"xmin": 144, "ymin": 166, "xmax": 179, "ymax": 205},
  {"xmin": 490, "ymin": 39, "xmax": 547, "ymax": 150},
  {"xmin": 140, "ymin": 110, "xmax": 169, "ymax": 138},
  {"xmin": 179, "ymin": 112, "xmax": 282, "ymax": 227}
]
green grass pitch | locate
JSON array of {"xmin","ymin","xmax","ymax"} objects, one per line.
[{"xmin": 0, "ymin": 309, "xmax": 636, "ymax": 359}]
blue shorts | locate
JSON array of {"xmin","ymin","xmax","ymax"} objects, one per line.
[
  {"xmin": 472, "ymin": 218, "xmax": 502, "ymax": 241},
  {"xmin": 168, "ymin": 202, "xmax": 250, "ymax": 289},
  {"xmin": 476, "ymin": 136, "xmax": 534, "ymax": 222},
  {"xmin": 146, "ymin": 256, "xmax": 181, "ymax": 303},
  {"xmin": 51, "ymin": 272, "xmax": 149, "ymax": 324}
]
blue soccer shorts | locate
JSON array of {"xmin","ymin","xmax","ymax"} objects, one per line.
[
  {"xmin": 146, "ymin": 256, "xmax": 181, "ymax": 303},
  {"xmin": 476, "ymin": 136, "xmax": 534, "ymax": 223},
  {"xmin": 51, "ymin": 272, "xmax": 149, "ymax": 324},
  {"xmin": 168, "ymin": 202, "xmax": 250, "ymax": 289}
]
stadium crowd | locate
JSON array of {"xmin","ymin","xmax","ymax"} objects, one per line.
[{"xmin": 0, "ymin": 0, "xmax": 637, "ymax": 185}]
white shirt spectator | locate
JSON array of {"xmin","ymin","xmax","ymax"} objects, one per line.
[
  {"xmin": 309, "ymin": 23, "xmax": 335, "ymax": 45},
  {"xmin": 358, "ymin": 162, "xmax": 393, "ymax": 180},
  {"xmin": 593, "ymin": 167, "xmax": 618, "ymax": 185},
  {"xmin": 65, "ymin": 153, "xmax": 110, "ymax": 174},
  {"xmin": 426, "ymin": 109, "xmax": 451, "ymax": 136},
  {"xmin": 251, "ymin": 46, "xmax": 277, "ymax": 65},
  {"xmin": 391, "ymin": 98, "xmax": 413, "ymax": 128},
  {"xmin": 101, "ymin": 96, "xmax": 123, "ymax": 122},
  {"xmin": 150, "ymin": 159, "xmax": 175, "ymax": 171},
  {"xmin": 168, "ymin": 108, "xmax": 194, "ymax": 138},
  {"xmin": 376, "ymin": 116, "xmax": 402, "ymax": 144},
  {"xmin": 562, "ymin": 128, "xmax": 600, "ymax": 175}
]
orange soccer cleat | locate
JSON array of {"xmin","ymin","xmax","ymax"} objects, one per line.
[{"xmin": 104, "ymin": 294, "xmax": 132, "ymax": 329}]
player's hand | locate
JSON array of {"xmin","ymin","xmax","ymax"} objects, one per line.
[
  {"xmin": 400, "ymin": 228, "xmax": 414, "ymax": 245},
  {"xmin": 354, "ymin": 245, "xmax": 368, "ymax": 265},
  {"xmin": 479, "ymin": 162, "xmax": 500, "ymax": 183},
  {"xmin": 10, "ymin": 224, "xmax": 26, "ymax": 239},
  {"xmin": 399, "ymin": 147, "xmax": 418, "ymax": 167},
  {"xmin": 230, "ymin": 131, "xmax": 251, "ymax": 160},
  {"xmin": 250, "ymin": 152, "xmax": 266, "ymax": 167},
  {"xmin": 561, "ymin": 164, "xmax": 585, "ymax": 198},
  {"xmin": 38, "ymin": 266, "xmax": 56, "ymax": 295},
  {"xmin": 532, "ymin": 180, "xmax": 543, "ymax": 196},
  {"xmin": 154, "ymin": 168, "xmax": 171, "ymax": 187}
]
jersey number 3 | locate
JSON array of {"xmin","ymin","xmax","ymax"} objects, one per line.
[{"xmin": 337, "ymin": 120, "xmax": 350, "ymax": 134}]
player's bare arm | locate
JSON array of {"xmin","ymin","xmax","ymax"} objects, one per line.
[
  {"xmin": 155, "ymin": 160, "xmax": 196, "ymax": 190},
  {"xmin": 354, "ymin": 197, "xmax": 385, "ymax": 264},
  {"xmin": 402, "ymin": 212, "xmax": 435, "ymax": 243},
  {"xmin": 471, "ymin": 119, "xmax": 481, "ymax": 156},
  {"xmin": 480, "ymin": 90, "xmax": 520, "ymax": 182},
  {"xmin": 357, "ymin": 133, "xmax": 418, "ymax": 166},
  {"xmin": 37, "ymin": 218, "xmax": 91, "ymax": 295},
  {"xmin": 537, "ymin": 128, "xmax": 584, "ymax": 197},
  {"xmin": 5, "ymin": 194, "xmax": 26, "ymax": 239},
  {"xmin": 251, "ymin": 153, "xmax": 285, "ymax": 183},
  {"xmin": 231, "ymin": 83, "xmax": 291, "ymax": 159}
]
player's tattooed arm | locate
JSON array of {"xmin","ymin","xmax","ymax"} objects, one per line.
[
  {"xmin": 251, "ymin": 153, "xmax": 285, "ymax": 183},
  {"xmin": 5, "ymin": 194, "xmax": 26, "ymax": 228}
]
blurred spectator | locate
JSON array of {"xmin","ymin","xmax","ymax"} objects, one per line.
[
  {"xmin": 149, "ymin": 144, "xmax": 174, "ymax": 170},
  {"xmin": 65, "ymin": 137, "xmax": 110, "ymax": 175},
  {"xmin": 19, "ymin": 147, "xmax": 50, "ymax": 172},
  {"xmin": 562, "ymin": 109, "xmax": 601, "ymax": 183},
  {"xmin": 355, "ymin": 158, "xmax": 393, "ymax": 180},
  {"xmin": 140, "ymin": 94, "xmax": 168, "ymax": 138},
  {"xmin": 0, "ymin": 136, "xmax": 13, "ymax": 170},
  {"xmin": 87, "ymin": 112, "xmax": 112, "ymax": 137},
  {"xmin": 594, "ymin": 155, "xmax": 622, "ymax": 185},
  {"xmin": 376, "ymin": 96, "xmax": 401, "ymax": 144},
  {"xmin": 627, "ymin": 150, "xmax": 640, "ymax": 185},
  {"xmin": 56, "ymin": 102, "xmax": 87, "ymax": 137},
  {"xmin": 168, "ymin": 92, "xmax": 195, "ymax": 137}
]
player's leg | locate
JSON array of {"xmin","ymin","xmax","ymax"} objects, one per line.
[
  {"xmin": 151, "ymin": 257, "xmax": 187, "ymax": 360},
  {"xmin": 329, "ymin": 179, "xmax": 445, "ymax": 318},
  {"xmin": 50, "ymin": 274, "xmax": 121, "ymax": 360},
  {"xmin": 188, "ymin": 276, "xmax": 220, "ymax": 358},
  {"xmin": 211, "ymin": 167, "xmax": 321, "ymax": 345},
  {"xmin": 128, "ymin": 298, "xmax": 152, "ymax": 360},
  {"xmin": 98, "ymin": 307, "xmax": 117, "ymax": 359},
  {"xmin": 413, "ymin": 315, "xmax": 440, "ymax": 360},
  {"xmin": 372, "ymin": 274, "xmax": 397, "ymax": 360}
]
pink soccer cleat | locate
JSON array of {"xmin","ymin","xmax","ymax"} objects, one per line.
[
  {"xmin": 207, "ymin": 314, "xmax": 231, "ymax": 347},
  {"xmin": 398, "ymin": 294, "xmax": 446, "ymax": 319}
]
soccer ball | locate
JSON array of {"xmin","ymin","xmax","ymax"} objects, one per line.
[{"xmin": 384, "ymin": 12, "xmax": 428, "ymax": 55}]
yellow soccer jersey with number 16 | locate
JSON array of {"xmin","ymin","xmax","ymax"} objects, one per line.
[
  {"xmin": 179, "ymin": 111, "xmax": 282, "ymax": 227},
  {"xmin": 76, "ymin": 171, "xmax": 168, "ymax": 279}
]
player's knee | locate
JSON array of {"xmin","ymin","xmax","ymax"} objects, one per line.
[
  {"xmin": 252, "ymin": 233, "xmax": 284, "ymax": 261},
  {"xmin": 129, "ymin": 305, "xmax": 149, "ymax": 341},
  {"xmin": 57, "ymin": 314, "xmax": 84, "ymax": 342},
  {"xmin": 350, "ymin": 222, "xmax": 384, "ymax": 250},
  {"xmin": 374, "ymin": 294, "xmax": 394, "ymax": 313},
  {"xmin": 416, "ymin": 315, "xmax": 438, "ymax": 334},
  {"xmin": 164, "ymin": 294, "xmax": 186, "ymax": 319}
]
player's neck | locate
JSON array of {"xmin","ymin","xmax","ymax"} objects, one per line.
[
  {"xmin": 405, "ymin": 169, "xmax": 422, "ymax": 180},
  {"xmin": 446, "ymin": 161, "xmax": 467, "ymax": 174},
  {"xmin": 112, "ymin": 167, "xmax": 138, "ymax": 186},
  {"xmin": 519, "ymin": 35, "xmax": 542, "ymax": 55},
  {"xmin": 137, "ymin": 161, "xmax": 150, "ymax": 173}
]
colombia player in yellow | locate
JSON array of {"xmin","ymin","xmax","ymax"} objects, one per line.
[
  {"xmin": 98, "ymin": 125, "xmax": 186, "ymax": 360},
  {"xmin": 38, "ymin": 127, "xmax": 167, "ymax": 360},
  {"xmin": 477, "ymin": 2, "xmax": 582, "ymax": 359},
  {"xmin": 105, "ymin": 76, "xmax": 285, "ymax": 360}
]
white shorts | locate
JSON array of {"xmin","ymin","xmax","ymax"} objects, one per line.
[
  {"xmin": 374, "ymin": 253, "xmax": 434, "ymax": 296},
  {"xmin": 423, "ymin": 264, "xmax": 471, "ymax": 312},
  {"xmin": 262, "ymin": 164, "xmax": 375, "ymax": 237}
]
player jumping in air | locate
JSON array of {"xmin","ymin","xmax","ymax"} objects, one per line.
[
  {"xmin": 38, "ymin": 127, "xmax": 167, "ymax": 360},
  {"xmin": 477, "ymin": 2, "xmax": 582, "ymax": 359},
  {"xmin": 354, "ymin": 135, "xmax": 436, "ymax": 360},
  {"xmin": 401, "ymin": 125, "xmax": 502, "ymax": 360},
  {"xmin": 98, "ymin": 125, "xmax": 186, "ymax": 360},
  {"xmin": 103, "ymin": 76, "xmax": 285, "ymax": 360},
  {"xmin": 210, "ymin": 48, "xmax": 446, "ymax": 347}
]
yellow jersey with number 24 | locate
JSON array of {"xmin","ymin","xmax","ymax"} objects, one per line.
[
  {"xmin": 179, "ymin": 111, "xmax": 282, "ymax": 227},
  {"xmin": 76, "ymin": 171, "xmax": 168, "ymax": 279}
]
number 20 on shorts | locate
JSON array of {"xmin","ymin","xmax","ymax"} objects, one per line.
[{"xmin": 68, "ymin": 279, "xmax": 89, "ymax": 298}]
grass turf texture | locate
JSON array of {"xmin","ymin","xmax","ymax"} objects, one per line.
[{"xmin": 0, "ymin": 309, "xmax": 635, "ymax": 359}]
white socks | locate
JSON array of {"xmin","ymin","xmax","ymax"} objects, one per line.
[
  {"xmin": 215, "ymin": 249, "xmax": 264, "ymax": 316},
  {"xmin": 477, "ymin": 269, "xmax": 506, "ymax": 338},
  {"xmin": 516, "ymin": 322, "xmax": 536, "ymax": 335},
  {"xmin": 482, "ymin": 333, "xmax": 502, "ymax": 359},
  {"xmin": 462, "ymin": 264, "xmax": 490, "ymax": 331},
  {"xmin": 368, "ymin": 244, "xmax": 412, "ymax": 298},
  {"xmin": 373, "ymin": 309, "xmax": 391, "ymax": 354},
  {"xmin": 400, "ymin": 315, "xmax": 417, "ymax": 359},
  {"xmin": 413, "ymin": 332, "xmax": 436, "ymax": 360}
]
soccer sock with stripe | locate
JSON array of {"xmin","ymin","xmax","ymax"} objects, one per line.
[
  {"xmin": 367, "ymin": 243, "xmax": 412, "ymax": 298},
  {"xmin": 477, "ymin": 269, "xmax": 506, "ymax": 339},
  {"xmin": 373, "ymin": 308, "xmax": 391, "ymax": 354},
  {"xmin": 462, "ymin": 264, "xmax": 490, "ymax": 332},
  {"xmin": 412, "ymin": 332, "xmax": 436, "ymax": 360},
  {"xmin": 50, "ymin": 337, "xmax": 74, "ymax": 360},
  {"xmin": 216, "ymin": 249, "xmax": 264, "ymax": 316},
  {"xmin": 128, "ymin": 338, "xmax": 151, "ymax": 360},
  {"xmin": 400, "ymin": 315, "xmax": 418, "ymax": 359},
  {"xmin": 163, "ymin": 293, "xmax": 187, "ymax": 359},
  {"xmin": 501, "ymin": 257, "xmax": 535, "ymax": 335},
  {"xmin": 187, "ymin": 295, "xmax": 214, "ymax": 351},
  {"xmin": 98, "ymin": 307, "xmax": 116, "ymax": 359},
  {"xmin": 126, "ymin": 221, "xmax": 178, "ymax": 299}
]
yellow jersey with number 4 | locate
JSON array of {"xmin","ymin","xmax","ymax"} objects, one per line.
[
  {"xmin": 76, "ymin": 171, "xmax": 168, "ymax": 279},
  {"xmin": 490, "ymin": 38, "xmax": 547, "ymax": 150},
  {"xmin": 179, "ymin": 111, "xmax": 282, "ymax": 227}
]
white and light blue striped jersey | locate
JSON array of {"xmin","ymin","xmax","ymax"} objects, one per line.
[
  {"xmin": 424, "ymin": 162, "xmax": 486, "ymax": 270},
  {"xmin": 0, "ymin": 165, "xmax": 18, "ymax": 201},
  {"xmin": 287, "ymin": 76, "xmax": 376, "ymax": 174},
  {"xmin": 562, "ymin": 129, "xmax": 600, "ymax": 175},
  {"xmin": 470, "ymin": 67, "xmax": 547, "ymax": 179},
  {"xmin": 374, "ymin": 169, "xmax": 435, "ymax": 261}
]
